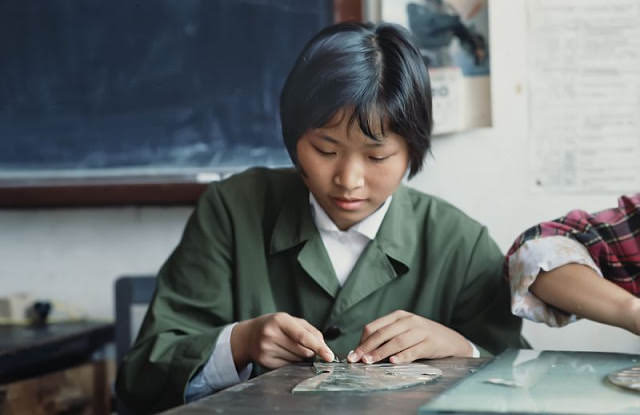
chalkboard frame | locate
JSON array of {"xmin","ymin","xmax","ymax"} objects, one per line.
[{"xmin": 0, "ymin": 0, "xmax": 362, "ymax": 207}]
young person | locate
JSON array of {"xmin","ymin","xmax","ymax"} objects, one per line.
[
  {"xmin": 116, "ymin": 22, "xmax": 525, "ymax": 413},
  {"xmin": 505, "ymin": 193, "xmax": 640, "ymax": 334}
]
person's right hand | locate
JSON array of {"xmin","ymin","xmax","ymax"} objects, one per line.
[{"xmin": 230, "ymin": 312, "xmax": 334, "ymax": 370}]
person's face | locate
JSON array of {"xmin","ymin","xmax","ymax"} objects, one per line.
[{"xmin": 297, "ymin": 111, "xmax": 410, "ymax": 230}]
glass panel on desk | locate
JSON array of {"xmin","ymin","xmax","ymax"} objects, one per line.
[{"xmin": 419, "ymin": 349, "xmax": 640, "ymax": 415}]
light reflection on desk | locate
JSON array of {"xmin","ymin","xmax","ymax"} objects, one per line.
[{"xmin": 420, "ymin": 349, "xmax": 640, "ymax": 414}]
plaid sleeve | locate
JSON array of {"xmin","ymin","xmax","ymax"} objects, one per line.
[{"xmin": 506, "ymin": 193, "xmax": 640, "ymax": 296}]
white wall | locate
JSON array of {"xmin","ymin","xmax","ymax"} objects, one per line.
[
  {"xmin": 1, "ymin": 0, "xmax": 637, "ymax": 353},
  {"xmin": 408, "ymin": 0, "xmax": 639, "ymax": 353},
  {"xmin": 0, "ymin": 207, "xmax": 191, "ymax": 319}
]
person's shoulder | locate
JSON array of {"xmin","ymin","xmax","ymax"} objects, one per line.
[
  {"xmin": 400, "ymin": 186, "xmax": 499, "ymax": 261},
  {"xmin": 220, "ymin": 166, "xmax": 300, "ymax": 189},
  {"xmin": 401, "ymin": 185, "xmax": 484, "ymax": 231},
  {"xmin": 201, "ymin": 167, "xmax": 303, "ymax": 208}
]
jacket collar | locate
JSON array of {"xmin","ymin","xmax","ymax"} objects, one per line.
[
  {"xmin": 374, "ymin": 185, "xmax": 417, "ymax": 273},
  {"xmin": 327, "ymin": 185, "xmax": 417, "ymax": 317},
  {"xmin": 269, "ymin": 182, "xmax": 418, "ymax": 300},
  {"xmin": 309, "ymin": 192, "xmax": 391, "ymax": 241},
  {"xmin": 269, "ymin": 179, "xmax": 316, "ymax": 255},
  {"xmin": 269, "ymin": 180, "xmax": 341, "ymax": 298}
]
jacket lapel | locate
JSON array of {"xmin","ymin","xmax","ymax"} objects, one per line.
[
  {"xmin": 269, "ymin": 182, "xmax": 418, "ymax": 307},
  {"xmin": 328, "ymin": 185, "xmax": 418, "ymax": 319},
  {"xmin": 269, "ymin": 183, "xmax": 340, "ymax": 299},
  {"xmin": 328, "ymin": 239, "xmax": 395, "ymax": 319},
  {"xmin": 375, "ymin": 185, "xmax": 418, "ymax": 272},
  {"xmin": 297, "ymin": 235, "xmax": 341, "ymax": 299}
]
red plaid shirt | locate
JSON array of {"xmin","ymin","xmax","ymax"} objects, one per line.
[{"xmin": 507, "ymin": 193, "xmax": 640, "ymax": 296}]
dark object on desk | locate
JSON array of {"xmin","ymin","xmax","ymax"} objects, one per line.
[
  {"xmin": 158, "ymin": 357, "xmax": 487, "ymax": 415},
  {"xmin": 25, "ymin": 301, "xmax": 51, "ymax": 326},
  {"xmin": 0, "ymin": 321, "xmax": 114, "ymax": 384}
]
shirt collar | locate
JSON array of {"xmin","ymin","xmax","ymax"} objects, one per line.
[{"xmin": 309, "ymin": 193, "xmax": 392, "ymax": 240}]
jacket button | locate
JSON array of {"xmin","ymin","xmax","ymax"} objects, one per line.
[{"xmin": 323, "ymin": 326, "xmax": 341, "ymax": 340}]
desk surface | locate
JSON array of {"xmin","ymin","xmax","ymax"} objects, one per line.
[
  {"xmin": 0, "ymin": 321, "xmax": 114, "ymax": 384},
  {"xmin": 162, "ymin": 357, "xmax": 488, "ymax": 415},
  {"xmin": 420, "ymin": 350, "xmax": 640, "ymax": 415}
]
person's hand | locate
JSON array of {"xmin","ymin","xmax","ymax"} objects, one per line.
[
  {"xmin": 346, "ymin": 310, "xmax": 473, "ymax": 364},
  {"xmin": 231, "ymin": 312, "xmax": 334, "ymax": 370}
]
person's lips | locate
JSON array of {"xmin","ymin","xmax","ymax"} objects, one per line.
[{"xmin": 331, "ymin": 196, "xmax": 366, "ymax": 211}]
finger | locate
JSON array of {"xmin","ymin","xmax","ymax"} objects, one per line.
[
  {"xmin": 358, "ymin": 310, "xmax": 408, "ymax": 344},
  {"xmin": 388, "ymin": 343, "xmax": 426, "ymax": 364},
  {"xmin": 280, "ymin": 317, "xmax": 334, "ymax": 362},
  {"xmin": 361, "ymin": 316, "xmax": 412, "ymax": 350},
  {"xmin": 271, "ymin": 341, "xmax": 308, "ymax": 362},
  {"xmin": 362, "ymin": 329, "xmax": 423, "ymax": 364},
  {"xmin": 390, "ymin": 337, "xmax": 443, "ymax": 364},
  {"xmin": 293, "ymin": 318, "xmax": 333, "ymax": 360},
  {"xmin": 274, "ymin": 330, "xmax": 316, "ymax": 360},
  {"xmin": 254, "ymin": 339, "xmax": 304, "ymax": 369},
  {"xmin": 349, "ymin": 312, "xmax": 410, "ymax": 363},
  {"xmin": 295, "ymin": 317, "xmax": 325, "ymax": 340}
]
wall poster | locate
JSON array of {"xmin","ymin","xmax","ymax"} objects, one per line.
[
  {"xmin": 527, "ymin": 0, "xmax": 640, "ymax": 193},
  {"xmin": 375, "ymin": 0, "xmax": 492, "ymax": 135}
]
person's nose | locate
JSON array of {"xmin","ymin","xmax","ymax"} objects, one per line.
[{"xmin": 333, "ymin": 157, "xmax": 364, "ymax": 190}]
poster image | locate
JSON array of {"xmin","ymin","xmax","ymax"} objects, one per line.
[{"xmin": 377, "ymin": 0, "xmax": 492, "ymax": 135}]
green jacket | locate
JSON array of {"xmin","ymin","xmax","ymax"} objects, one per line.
[{"xmin": 116, "ymin": 167, "xmax": 526, "ymax": 412}]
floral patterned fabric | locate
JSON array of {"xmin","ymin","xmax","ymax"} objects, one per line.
[{"xmin": 505, "ymin": 194, "xmax": 640, "ymax": 325}]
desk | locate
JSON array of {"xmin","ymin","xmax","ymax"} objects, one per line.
[
  {"xmin": 161, "ymin": 357, "xmax": 488, "ymax": 415},
  {"xmin": 0, "ymin": 321, "xmax": 114, "ymax": 384},
  {"xmin": 419, "ymin": 350, "xmax": 640, "ymax": 414}
]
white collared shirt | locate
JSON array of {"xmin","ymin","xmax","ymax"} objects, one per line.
[{"xmin": 309, "ymin": 193, "xmax": 391, "ymax": 285}]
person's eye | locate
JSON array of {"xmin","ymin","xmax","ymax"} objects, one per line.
[
  {"xmin": 312, "ymin": 145, "xmax": 336, "ymax": 157},
  {"xmin": 369, "ymin": 154, "xmax": 391, "ymax": 163}
]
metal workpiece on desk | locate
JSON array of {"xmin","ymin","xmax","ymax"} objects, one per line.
[
  {"xmin": 159, "ymin": 357, "xmax": 487, "ymax": 415},
  {"xmin": 292, "ymin": 361, "xmax": 443, "ymax": 393}
]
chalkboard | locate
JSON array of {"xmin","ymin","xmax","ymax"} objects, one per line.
[{"xmin": 0, "ymin": 0, "xmax": 333, "ymax": 182}]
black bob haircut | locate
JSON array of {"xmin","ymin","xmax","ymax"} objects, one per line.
[{"xmin": 280, "ymin": 22, "xmax": 433, "ymax": 179}]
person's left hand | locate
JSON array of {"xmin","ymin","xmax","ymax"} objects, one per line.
[{"xmin": 346, "ymin": 310, "xmax": 473, "ymax": 364}]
